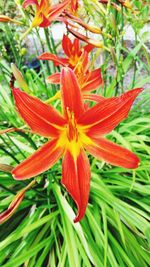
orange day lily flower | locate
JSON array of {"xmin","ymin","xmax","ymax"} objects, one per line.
[
  {"xmin": 22, "ymin": 0, "xmax": 70, "ymax": 28},
  {"xmin": 38, "ymin": 34, "xmax": 94, "ymax": 69},
  {"xmin": 11, "ymin": 68, "xmax": 142, "ymax": 222},
  {"xmin": 38, "ymin": 34, "xmax": 103, "ymax": 94}
]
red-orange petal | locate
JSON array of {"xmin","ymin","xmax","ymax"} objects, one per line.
[
  {"xmin": 71, "ymin": 0, "xmax": 78, "ymax": 11},
  {"xmin": 39, "ymin": 13, "xmax": 51, "ymax": 27},
  {"xmin": 85, "ymin": 137, "xmax": 140, "ymax": 169},
  {"xmin": 46, "ymin": 68, "xmax": 103, "ymax": 93},
  {"xmin": 79, "ymin": 50, "xmax": 89, "ymax": 71},
  {"xmin": 62, "ymin": 34, "xmax": 73, "ymax": 57},
  {"xmin": 83, "ymin": 94, "xmax": 105, "ymax": 102},
  {"xmin": 48, "ymin": 0, "xmax": 70, "ymax": 22},
  {"xmin": 78, "ymin": 88, "xmax": 143, "ymax": 136},
  {"xmin": 60, "ymin": 68, "xmax": 84, "ymax": 119},
  {"xmin": 62, "ymin": 34, "xmax": 81, "ymax": 60},
  {"xmin": 46, "ymin": 73, "xmax": 61, "ymax": 84},
  {"xmin": 12, "ymin": 139, "xmax": 64, "ymax": 180},
  {"xmin": 39, "ymin": 0, "xmax": 48, "ymax": 9},
  {"xmin": 72, "ymin": 38, "xmax": 80, "ymax": 57},
  {"xmin": 82, "ymin": 68, "xmax": 103, "ymax": 92},
  {"xmin": 62, "ymin": 149, "xmax": 90, "ymax": 223},
  {"xmin": 12, "ymin": 88, "xmax": 66, "ymax": 138},
  {"xmin": 83, "ymin": 43, "xmax": 94, "ymax": 53},
  {"xmin": 38, "ymin": 53, "xmax": 69, "ymax": 66},
  {"xmin": 22, "ymin": 0, "xmax": 38, "ymax": 9}
]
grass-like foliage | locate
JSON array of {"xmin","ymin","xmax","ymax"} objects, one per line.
[{"xmin": 0, "ymin": 0, "xmax": 150, "ymax": 266}]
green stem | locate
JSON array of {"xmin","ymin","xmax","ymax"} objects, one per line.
[
  {"xmin": 31, "ymin": 30, "xmax": 48, "ymax": 94},
  {"xmin": 120, "ymin": 5, "xmax": 124, "ymax": 93},
  {"xmin": 35, "ymin": 28, "xmax": 45, "ymax": 53},
  {"xmin": 114, "ymin": 8, "xmax": 119, "ymax": 96},
  {"xmin": 44, "ymin": 28, "xmax": 57, "ymax": 95},
  {"xmin": 48, "ymin": 28, "xmax": 57, "ymax": 54},
  {"xmin": 4, "ymin": 25, "xmax": 19, "ymax": 65},
  {"xmin": 44, "ymin": 28, "xmax": 53, "ymax": 52},
  {"xmin": 132, "ymin": 32, "xmax": 137, "ymax": 88}
]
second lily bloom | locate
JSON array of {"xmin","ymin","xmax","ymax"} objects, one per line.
[{"xmin": 38, "ymin": 35, "xmax": 103, "ymax": 95}]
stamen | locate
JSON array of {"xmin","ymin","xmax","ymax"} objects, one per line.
[{"xmin": 66, "ymin": 108, "xmax": 78, "ymax": 141}]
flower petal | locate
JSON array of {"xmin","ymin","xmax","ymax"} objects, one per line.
[
  {"xmin": 22, "ymin": 0, "xmax": 38, "ymax": 9},
  {"xmin": 71, "ymin": 0, "xmax": 78, "ymax": 11},
  {"xmin": 46, "ymin": 73, "xmax": 61, "ymax": 84},
  {"xmin": 83, "ymin": 94, "xmax": 105, "ymax": 102},
  {"xmin": 60, "ymin": 68, "xmax": 84, "ymax": 119},
  {"xmin": 82, "ymin": 68, "xmax": 103, "ymax": 92},
  {"xmin": 39, "ymin": 14, "xmax": 51, "ymax": 27},
  {"xmin": 62, "ymin": 149, "xmax": 90, "ymax": 222},
  {"xmin": 72, "ymin": 38, "xmax": 80, "ymax": 57},
  {"xmin": 83, "ymin": 44, "xmax": 94, "ymax": 53},
  {"xmin": 39, "ymin": 0, "xmax": 49, "ymax": 10},
  {"xmin": 12, "ymin": 88, "xmax": 66, "ymax": 138},
  {"xmin": 31, "ymin": 12, "xmax": 43, "ymax": 27},
  {"xmin": 85, "ymin": 137, "xmax": 140, "ymax": 169},
  {"xmin": 48, "ymin": 0, "xmax": 70, "ymax": 22},
  {"xmin": 12, "ymin": 139, "xmax": 64, "ymax": 180},
  {"xmin": 38, "ymin": 53, "xmax": 68, "ymax": 66},
  {"xmin": 62, "ymin": 34, "xmax": 73, "ymax": 57},
  {"xmin": 78, "ymin": 88, "xmax": 143, "ymax": 136}
]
